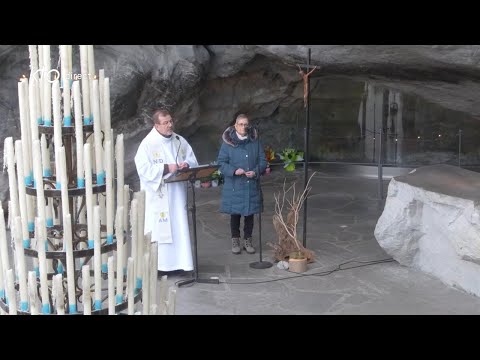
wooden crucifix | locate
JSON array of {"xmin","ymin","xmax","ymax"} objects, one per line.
[{"xmin": 297, "ymin": 65, "xmax": 317, "ymax": 108}]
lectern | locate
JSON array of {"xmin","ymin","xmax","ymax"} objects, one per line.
[{"xmin": 165, "ymin": 164, "xmax": 220, "ymax": 287}]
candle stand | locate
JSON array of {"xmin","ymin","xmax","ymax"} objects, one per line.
[{"xmin": 0, "ymin": 123, "xmax": 141, "ymax": 315}]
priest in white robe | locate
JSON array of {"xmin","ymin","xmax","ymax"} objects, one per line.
[{"xmin": 134, "ymin": 109, "xmax": 198, "ymax": 272}]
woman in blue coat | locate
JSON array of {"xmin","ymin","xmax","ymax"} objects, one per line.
[{"xmin": 217, "ymin": 114, "xmax": 267, "ymax": 255}]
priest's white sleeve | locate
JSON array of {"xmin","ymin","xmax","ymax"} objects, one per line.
[
  {"xmin": 184, "ymin": 142, "xmax": 199, "ymax": 167},
  {"xmin": 134, "ymin": 142, "xmax": 164, "ymax": 193}
]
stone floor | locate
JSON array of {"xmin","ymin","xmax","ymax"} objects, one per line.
[{"xmin": 163, "ymin": 166, "xmax": 480, "ymax": 314}]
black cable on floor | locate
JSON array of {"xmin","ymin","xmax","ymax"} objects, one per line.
[
  {"xmin": 174, "ymin": 257, "xmax": 395, "ymax": 286},
  {"xmin": 221, "ymin": 258, "xmax": 395, "ymax": 284}
]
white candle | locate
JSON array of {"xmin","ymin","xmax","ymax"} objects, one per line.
[
  {"xmin": 92, "ymin": 79, "xmax": 104, "ymax": 184},
  {"xmin": 130, "ymin": 199, "xmax": 138, "ymax": 288},
  {"xmin": 52, "ymin": 274, "xmax": 65, "ymax": 315},
  {"xmin": 52, "ymin": 79, "xmax": 63, "ymax": 188},
  {"xmin": 63, "ymin": 77, "xmax": 72, "ymax": 127},
  {"xmin": 127, "ymin": 257, "xmax": 134, "ymax": 315},
  {"xmin": 158, "ymin": 275, "xmax": 168, "ymax": 315},
  {"xmin": 84, "ymin": 144, "xmax": 94, "ymax": 249},
  {"xmin": 14, "ymin": 216, "xmax": 28, "ymax": 312},
  {"xmin": 115, "ymin": 206, "xmax": 124, "ymax": 304},
  {"xmin": 82, "ymin": 265, "xmax": 91, "ymax": 315},
  {"xmin": 136, "ymin": 191, "xmax": 146, "ymax": 289},
  {"xmin": 58, "ymin": 147, "xmax": 70, "ymax": 227},
  {"xmin": 67, "ymin": 45, "xmax": 73, "ymax": 76},
  {"xmin": 63, "ymin": 214, "xmax": 76, "ymax": 314},
  {"xmin": 27, "ymin": 271, "xmax": 38, "ymax": 315},
  {"xmin": 4, "ymin": 137, "xmax": 19, "ymax": 228},
  {"xmin": 35, "ymin": 217, "xmax": 50, "ymax": 314},
  {"xmin": 0, "ymin": 206, "xmax": 9, "ymax": 282},
  {"xmin": 37, "ymin": 46, "xmax": 44, "ymax": 120},
  {"xmin": 29, "ymin": 79, "xmax": 39, "ymax": 145},
  {"xmin": 42, "ymin": 45, "xmax": 51, "ymax": 126},
  {"xmin": 116, "ymin": 134, "xmax": 125, "ymax": 214},
  {"xmin": 108, "ymin": 256, "xmax": 115, "ymax": 315},
  {"xmin": 59, "ymin": 45, "xmax": 71, "ymax": 126},
  {"xmin": 123, "ymin": 184, "xmax": 129, "ymax": 235},
  {"xmin": 87, "ymin": 45, "xmax": 95, "ymax": 78},
  {"xmin": 40, "ymin": 134, "xmax": 51, "ymax": 177},
  {"xmin": 6, "ymin": 269, "xmax": 17, "ymax": 315},
  {"xmin": 105, "ymin": 140, "xmax": 113, "ymax": 244},
  {"xmin": 142, "ymin": 252, "xmax": 150, "ymax": 315},
  {"xmin": 59, "ymin": 45, "xmax": 68, "ymax": 90},
  {"xmin": 28, "ymin": 45, "xmax": 39, "ymax": 77},
  {"xmin": 15, "ymin": 140, "xmax": 31, "ymax": 248},
  {"xmin": 99, "ymin": 69, "xmax": 105, "ymax": 132},
  {"xmin": 79, "ymin": 45, "xmax": 91, "ymax": 125},
  {"xmin": 32, "ymin": 140, "xmax": 47, "ymax": 252},
  {"xmin": 103, "ymin": 77, "xmax": 112, "ymax": 143},
  {"xmin": 167, "ymin": 288, "xmax": 176, "ymax": 315},
  {"xmin": 73, "ymin": 81, "xmax": 84, "ymax": 188},
  {"xmin": 150, "ymin": 241, "xmax": 158, "ymax": 309},
  {"xmin": 0, "ymin": 235, "xmax": 4, "ymax": 301},
  {"xmin": 45, "ymin": 198, "xmax": 54, "ymax": 228},
  {"xmin": 18, "ymin": 80, "xmax": 32, "ymax": 186},
  {"xmin": 93, "ymin": 205, "xmax": 102, "ymax": 311}
]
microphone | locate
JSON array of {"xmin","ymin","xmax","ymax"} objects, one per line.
[{"xmin": 174, "ymin": 135, "xmax": 181, "ymax": 167}]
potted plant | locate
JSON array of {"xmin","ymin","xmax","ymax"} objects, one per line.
[
  {"xmin": 288, "ymin": 251, "xmax": 308, "ymax": 273},
  {"xmin": 267, "ymin": 172, "xmax": 317, "ymax": 273},
  {"xmin": 278, "ymin": 148, "xmax": 304, "ymax": 172},
  {"xmin": 210, "ymin": 169, "xmax": 223, "ymax": 187},
  {"xmin": 200, "ymin": 177, "xmax": 212, "ymax": 188},
  {"xmin": 264, "ymin": 146, "xmax": 276, "ymax": 175}
]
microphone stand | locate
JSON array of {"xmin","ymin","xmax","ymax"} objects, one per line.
[{"xmin": 249, "ymin": 123, "xmax": 273, "ymax": 270}]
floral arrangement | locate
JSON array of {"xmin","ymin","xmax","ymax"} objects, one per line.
[
  {"xmin": 278, "ymin": 148, "xmax": 304, "ymax": 172},
  {"xmin": 264, "ymin": 145, "xmax": 276, "ymax": 165}
]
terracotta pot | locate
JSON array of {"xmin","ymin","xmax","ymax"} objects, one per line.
[
  {"xmin": 201, "ymin": 181, "xmax": 211, "ymax": 188},
  {"xmin": 288, "ymin": 257, "xmax": 307, "ymax": 273}
]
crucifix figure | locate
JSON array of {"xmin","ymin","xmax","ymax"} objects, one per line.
[{"xmin": 297, "ymin": 65, "xmax": 317, "ymax": 108}]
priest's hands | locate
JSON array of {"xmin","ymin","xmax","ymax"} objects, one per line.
[
  {"xmin": 178, "ymin": 162, "xmax": 189, "ymax": 170},
  {"xmin": 168, "ymin": 164, "xmax": 178, "ymax": 173}
]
